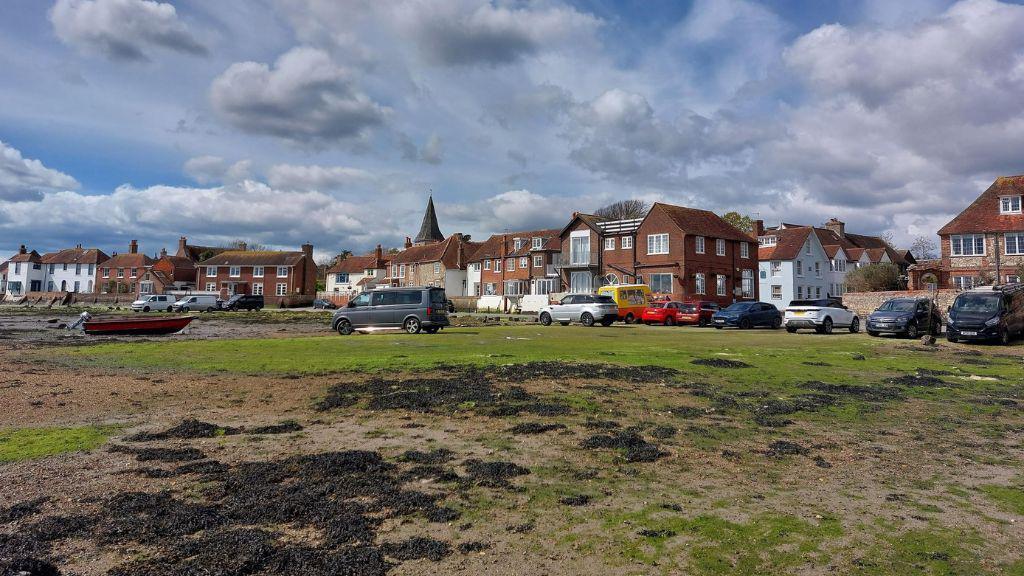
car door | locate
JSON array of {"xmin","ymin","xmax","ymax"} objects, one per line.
[
  {"xmin": 346, "ymin": 292, "xmax": 372, "ymax": 327},
  {"xmin": 833, "ymin": 302, "xmax": 853, "ymax": 326},
  {"xmin": 553, "ymin": 295, "xmax": 574, "ymax": 321},
  {"xmin": 370, "ymin": 291, "xmax": 401, "ymax": 326},
  {"xmin": 761, "ymin": 303, "xmax": 777, "ymax": 325}
]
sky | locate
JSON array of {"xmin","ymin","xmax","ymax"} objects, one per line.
[{"xmin": 2, "ymin": 0, "xmax": 1024, "ymax": 261}]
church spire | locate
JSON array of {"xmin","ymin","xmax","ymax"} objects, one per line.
[{"xmin": 414, "ymin": 195, "xmax": 444, "ymax": 245}]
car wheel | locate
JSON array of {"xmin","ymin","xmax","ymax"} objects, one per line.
[
  {"xmin": 581, "ymin": 312, "xmax": 595, "ymax": 327},
  {"xmin": 698, "ymin": 318, "xmax": 707, "ymax": 327},
  {"xmin": 714, "ymin": 326, "xmax": 723, "ymax": 330},
  {"xmin": 947, "ymin": 336, "xmax": 957, "ymax": 343},
  {"xmin": 739, "ymin": 318, "xmax": 751, "ymax": 330},
  {"xmin": 540, "ymin": 312, "xmax": 552, "ymax": 326},
  {"xmin": 181, "ymin": 306, "xmax": 190, "ymax": 313},
  {"xmin": 600, "ymin": 318, "xmax": 614, "ymax": 327},
  {"xmin": 771, "ymin": 317, "xmax": 782, "ymax": 330},
  {"xmin": 206, "ymin": 307, "xmax": 215, "ymax": 313},
  {"xmin": 336, "ymin": 320, "xmax": 354, "ymax": 336},
  {"xmin": 624, "ymin": 313, "xmax": 635, "ymax": 324},
  {"xmin": 822, "ymin": 317, "xmax": 834, "ymax": 334},
  {"xmin": 142, "ymin": 306, "xmax": 150, "ymax": 312},
  {"xmin": 849, "ymin": 317, "xmax": 860, "ymax": 333},
  {"xmin": 404, "ymin": 317, "xmax": 422, "ymax": 334},
  {"xmin": 867, "ymin": 330, "xmax": 879, "ymax": 337},
  {"xmin": 786, "ymin": 327, "xmax": 797, "ymax": 333},
  {"xmin": 1000, "ymin": 329, "xmax": 1011, "ymax": 346},
  {"xmin": 906, "ymin": 322, "xmax": 919, "ymax": 339},
  {"xmin": 166, "ymin": 306, "xmax": 173, "ymax": 312},
  {"xmin": 665, "ymin": 316, "xmax": 675, "ymax": 326}
]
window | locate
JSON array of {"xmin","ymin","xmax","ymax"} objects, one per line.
[
  {"xmin": 519, "ymin": 257, "xmax": 528, "ymax": 269},
  {"xmin": 130, "ymin": 267, "xmax": 138, "ymax": 278},
  {"xmin": 715, "ymin": 238, "xmax": 726, "ymax": 256},
  {"xmin": 695, "ymin": 236, "xmax": 705, "ymax": 254},
  {"xmin": 504, "ymin": 280, "xmax": 527, "ymax": 295},
  {"xmin": 102, "ymin": 267, "xmax": 109, "ymax": 278},
  {"xmin": 47, "ymin": 281, "xmax": 54, "ymax": 292},
  {"xmin": 484, "ymin": 283, "xmax": 497, "ymax": 295},
  {"xmin": 533, "ymin": 255, "xmax": 543, "ymax": 267},
  {"xmin": 1007, "ymin": 275, "xmax": 1021, "ymax": 283},
  {"xmin": 205, "ymin": 282, "xmax": 216, "ymax": 292},
  {"xmin": 603, "ymin": 237, "xmax": 614, "ymax": 251},
  {"xmin": 1005, "ymin": 233, "xmax": 1024, "ymax": 255},
  {"xmin": 484, "ymin": 259, "xmax": 491, "ymax": 270},
  {"xmin": 252, "ymin": 283, "xmax": 263, "ymax": 295},
  {"xmin": 716, "ymin": 274, "xmax": 726, "ymax": 296},
  {"xmin": 399, "ymin": 264, "xmax": 406, "ymax": 278},
  {"xmin": 139, "ymin": 282, "xmax": 153, "ymax": 295},
  {"xmin": 62, "ymin": 263, "xmax": 67, "ymax": 271},
  {"xmin": 621, "ymin": 236, "xmax": 633, "ymax": 249},
  {"xmin": 649, "ymin": 273, "xmax": 673, "ymax": 294},
  {"xmin": 814, "ymin": 262, "xmax": 821, "ymax": 277},
  {"xmin": 534, "ymin": 278, "xmax": 555, "ymax": 295},
  {"xmin": 276, "ymin": 283, "xmax": 288, "ymax": 296},
  {"xmin": 75, "ymin": 264, "xmax": 81, "ymax": 275},
  {"xmin": 796, "ymin": 260, "xmax": 803, "ymax": 276},
  {"xmin": 953, "ymin": 276, "xmax": 975, "ymax": 290},
  {"xmin": 276, "ymin": 266, "xmax": 289, "ymax": 277},
  {"xmin": 741, "ymin": 269, "xmax": 753, "ymax": 298},
  {"xmin": 833, "ymin": 259, "xmax": 846, "ymax": 272},
  {"xmin": 494, "ymin": 259, "xmax": 500, "ymax": 270},
  {"xmin": 117, "ymin": 268, "xmax": 124, "ymax": 278},
  {"xmin": 391, "ymin": 264, "xmax": 397, "ymax": 277},
  {"xmin": 88, "ymin": 264, "xmax": 94, "ymax": 276},
  {"xmin": 532, "ymin": 237, "xmax": 543, "ymax": 250},
  {"xmin": 695, "ymin": 273, "xmax": 706, "ymax": 295},
  {"xmin": 206, "ymin": 266, "xmax": 216, "ymax": 277},
  {"xmin": 434, "ymin": 262, "xmax": 441, "ymax": 274},
  {"xmin": 1000, "ymin": 195, "xmax": 1022, "ymax": 214},
  {"xmin": 740, "ymin": 242, "xmax": 749, "ymax": 259},
  {"xmin": 73, "ymin": 281, "xmax": 80, "ymax": 292},
  {"xmin": 797, "ymin": 285, "xmax": 804, "ymax": 299},
  {"xmin": 771, "ymin": 261, "xmax": 781, "ymax": 276},
  {"xmin": 648, "ymin": 234, "xmax": 669, "ymax": 255},
  {"xmin": 334, "ymin": 273, "xmax": 349, "ymax": 283},
  {"xmin": 950, "ymin": 234, "xmax": 985, "ymax": 256},
  {"xmin": 48, "ymin": 264, "xmax": 55, "ymax": 274},
  {"xmin": 759, "ymin": 235, "xmax": 777, "ymax": 246},
  {"xmin": 815, "ymin": 286, "xmax": 822, "ymax": 298},
  {"xmin": 514, "ymin": 238, "xmax": 524, "ymax": 250},
  {"xmin": 229, "ymin": 266, "xmax": 241, "ymax": 277},
  {"xmin": 806, "ymin": 242, "xmax": 812, "ymax": 255},
  {"xmin": 253, "ymin": 266, "xmax": 264, "ymax": 277}
]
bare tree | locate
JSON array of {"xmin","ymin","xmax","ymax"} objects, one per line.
[
  {"xmin": 909, "ymin": 236, "xmax": 938, "ymax": 260},
  {"xmin": 878, "ymin": 231, "xmax": 896, "ymax": 249},
  {"xmin": 594, "ymin": 199, "xmax": 649, "ymax": 220}
]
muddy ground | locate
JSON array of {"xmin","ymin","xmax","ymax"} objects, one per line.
[{"xmin": 2, "ymin": 310, "xmax": 1023, "ymax": 575}]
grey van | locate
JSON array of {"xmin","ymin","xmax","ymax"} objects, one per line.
[{"xmin": 332, "ymin": 287, "xmax": 450, "ymax": 335}]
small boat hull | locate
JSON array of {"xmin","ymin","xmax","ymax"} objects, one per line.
[{"xmin": 83, "ymin": 316, "xmax": 196, "ymax": 335}]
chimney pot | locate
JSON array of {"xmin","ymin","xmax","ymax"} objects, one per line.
[
  {"xmin": 19, "ymin": 245, "xmax": 27, "ymax": 254},
  {"xmin": 404, "ymin": 236, "xmax": 412, "ymax": 249},
  {"xmin": 129, "ymin": 239, "xmax": 138, "ymax": 254}
]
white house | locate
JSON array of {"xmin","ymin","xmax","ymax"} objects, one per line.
[
  {"xmin": 3, "ymin": 246, "xmax": 45, "ymax": 297},
  {"xmin": 39, "ymin": 245, "xmax": 110, "ymax": 294},
  {"xmin": 325, "ymin": 246, "xmax": 389, "ymax": 294}
]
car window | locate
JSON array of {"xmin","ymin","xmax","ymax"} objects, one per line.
[
  {"xmin": 351, "ymin": 293, "xmax": 371, "ymax": 307},
  {"xmin": 429, "ymin": 289, "xmax": 447, "ymax": 304},
  {"xmin": 596, "ymin": 295, "xmax": 615, "ymax": 304},
  {"xmin": 373, "ymin": 291, "xmax": 399, "ymax": 306},
  {"xmin": 395, "ymin": 290, "xmax": 421, "ymax": 305}
]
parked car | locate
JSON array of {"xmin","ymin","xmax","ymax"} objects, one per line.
[
  {"xmin": 641, "ymin": 301, "xmax": 685, "ymax": 326},
  {"xmin": 538, "ymin": 294, "xmax": 618, "ymax": 327},
  {"xmin": 313, "ymin": 298, "xmax": 337, "ymax": 310},
  {"xmin": 676, "ymin": 301, "xmax": 719, "ymax": 327},
  {"xmin": 131, "ymin": 294, "xmax": 176, "ymax": 313},
  {"xmin": 947, "ymin": 284, "xmax": 1024, "ymax": 345},
  {"xmin": 597, "ymin": 284, "xmax": 652, "ymax": 323},
  {"xmin": 785, "ymin": 298, "xmax": 860, "ymax": 334},
  {"xmin": 866, "ymin": 297, "xmax": 942, "ymax": 338},
  {"xmin": 222, "ymin": 294, "xmax": 264, "ymax": 311},
  {"xmin": 712, "ymin": 301, "xmax": 782, "ymax": 329},
  {"xmin": 332, "ymin": 287, "xmax": 449, "ymax": 335},
  {"xmin": 172, "ymin": 294, "xmax": 220, "ymax": 312}
]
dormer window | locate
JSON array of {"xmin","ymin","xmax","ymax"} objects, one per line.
[
  {"xmin": 513, "ymin": 238, "xmax": 524, "ymax": 250},
  {"xmin": 531, "ymin": 237, "xmax": 543, "ymax": 250},
  {"xmin": 758, "ymin": 235, "xmax": 777, "ymax": 247},
  {"xmin": 1000, "ymin": 196, "xmax": 1022, "ymax": 214}
]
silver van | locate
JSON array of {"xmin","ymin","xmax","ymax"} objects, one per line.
[
  {"xmin": 172, "ymin": 294, "xmax": 220, "ymax": 312},
  {"xmin": 131, "ymin": 294, "xmax": 176, "ymax": 312},
  {"xmin": 332, "ymin": 287, "xmax": 450, "ymax": 335}
]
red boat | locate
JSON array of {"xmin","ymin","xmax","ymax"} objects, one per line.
[{"xmin": 83, "ymin": 315, "xmax": 196, "ymax": 335}]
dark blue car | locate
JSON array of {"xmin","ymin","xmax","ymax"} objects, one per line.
[
  {"xmin": 711, "ymin": 301, "xmax": 782, "ymax": 329},
  {"xmin": 866, "ymin": 297, "xmax": 941, "ymax": 338}
]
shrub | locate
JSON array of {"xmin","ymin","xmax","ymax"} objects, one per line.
[{"xmin": 845, "ymin": 263, "xmax": 904, "ymax": 292}]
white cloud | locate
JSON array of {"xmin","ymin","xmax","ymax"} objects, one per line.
[
  {"xmin": 183, "ymin": 156, "xmax": 251, "ymax": 185},
  {"xmin": 210, "ymin": 47, "xmax": 389, "ymax": 146},
  {"xmin": 49, "ymin": 0, "xmax": 207, "ymax": 62},
  {"xmin": 266, "ymin": 163, "xmax": 375, "ymax": 191},
  {"xmin": 0, "ymin": 141, "xmax": 79, "ymax": 201}
]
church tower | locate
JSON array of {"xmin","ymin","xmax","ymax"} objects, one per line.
[{"xmin": 413, "ymin": 195, "xmax": 445, "ymax": 246}]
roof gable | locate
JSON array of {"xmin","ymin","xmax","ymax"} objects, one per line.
[
  {"xmin": 199, "ymin": 250, "xmax": 306, "ymax": 266},
  {"xmin": 757, "ymin": 227, "xmax": 812, "ymax": 260},
  {"xmin": 328, "ymin": 254, "xmax": 389, "ymax": 274},
  {"xmin": 938, "ymin": 175, "xmax": 1024, "ymax": 235},
  {"xmin": 646, "ymin": 203, "xmax": 754, "ymax": 243}
]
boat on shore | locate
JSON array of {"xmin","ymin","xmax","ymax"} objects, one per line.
[{"xmin": 82, "ymin": 315, "xmax": 195, "ymax": 336}]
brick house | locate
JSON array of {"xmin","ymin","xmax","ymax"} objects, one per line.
[
  {"xmin": 911, "ymin": 175, "xmax": 1024, "ymax": 290},
  {"xmin": 556, "ymin": 213, "xmax": 643, "ymax": 293},
  {"xmin": 39, "ymin": 245, "xmax": 110, "ymax": 293},
  {"xmin": 196, "ymin": 243, "xmax": 318, "ymax": 306},
  {"xmin": 384, "ymin": 196, "xmax": 475, "ymax": 296},
  {"xmin": 466, "ymin": 229, "xmax": 561, "ymax": 297},
  {"xmin": 97, "ymin": 240, "xmax": 154, "ymax": 296},
  {"xmin": 139, "ymin": 237, "xmax": 232, "ymax": 294},
  {"xmin": 326, "ymin": 245, "xmax": 389, "ymax": 293}
]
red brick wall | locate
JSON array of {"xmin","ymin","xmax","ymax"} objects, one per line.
[
  {"xmin": 196, "ymin": 260, "xmax": 317, "ymax": 305},
  {"xmin": 477, "ymin": 252, "xmax": 553, "ymax": 295}
]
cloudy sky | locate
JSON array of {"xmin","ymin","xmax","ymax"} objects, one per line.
[{"xmin": 2, "ymin": 0, "xmax": 1023, "ymax": 260}]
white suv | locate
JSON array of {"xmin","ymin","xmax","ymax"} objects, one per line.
[
  {"xmin": 538, "ymin": 294, "xmax": 619, "ymax": 327},
  {"xmin": 784, "ymin": 298, "xmax": 860, "ymax": 334}
]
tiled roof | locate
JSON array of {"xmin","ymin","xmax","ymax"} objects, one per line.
[
  {"xmin": 40, "ymin": 247, "xmax": 109, "ymax": 265},
  {"xmin": 8, "ymin": 250, "xmax": 42, "ymax": 263},
  {"xmin": 327, "ymin": 254, "xmax": 388, "ymax": 274},
  {"xmin": 757, "ymin": 227, "xmax": 812, "ymax": 260},
  {"xmin": 652, "ymin": 203, "xmax": 755, "ymax": 243},
  {"xmin": 467, "ymin": 228, "xmax": 561, "ymax": 261},
  {"xmin": 102, "ymin": 252, "xmax": 153, "ymax": 269},
  {"xmin": 199, "ymin": 250, "xmax": 307, "ymax": 266},
  {"xmin": 938, "ymin": 175, "xmax": 1024, "ymax": 235},
  {"xmin": 181, "ymin": 244, "xmax": 229, "ymax": 262},
  {"xmin": 389, "ymin": 234, "xmax": 466, "ymax": 267}
]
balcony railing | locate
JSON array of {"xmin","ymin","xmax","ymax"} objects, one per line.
[{"xmin": 554, "ymin": 251, "xmax": 599, "ymax": 269}]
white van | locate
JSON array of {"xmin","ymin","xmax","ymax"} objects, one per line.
[
  {"xmin": 172, "ymin": 294, "xmax": 220, "ymax": 312},
  {"xmin": 131, "ymin": 294, "xmax": 176, "ymax": 312}
]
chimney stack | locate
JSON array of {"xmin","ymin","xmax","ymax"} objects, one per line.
[
  {"xmin": 238, "ymin": 241, "xmax": 247, "ymax": 252},
  {"xmin": 178, "ymin": 236, "xmax": 187, "ymax": 254},
  {"xmin": 754, "ymin": 219, "xmax": 764, "ymax": 237},
  {"xmin": 825, "ymin": 218, "xmax": 845, "ymax": 239},
  {"xmin": 76, "ymin": 243, "xmax": 82, "ymax": 249},
  {"xmin": 404, "ymin": 236, "xmax": 412, "ymax": 249},
  {"xmin": 160, "ymin": 248, "xmax": 167, "ymax": 258},
  {"xmin": 129, "ymin": 239, "xmax": 138, "ymax": 254},
  {"xmin": 374, "ymin": 244, "xmax": 383, "ymax": 261},
  {"xmin": 301, "ymin": 243, "xmax": 313, "ymax": 258},
  {"xmin": 19, "ymin": 245, "xmax": 26, "ymax": 254}
]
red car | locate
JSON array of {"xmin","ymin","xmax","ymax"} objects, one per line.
[
  {"xmin": 676, "ymin": 301, "xmax": 720, "ymax": 327},
  {"xmin": 641, "ymin": 301, "xmax": 685, "ymax": 325}
]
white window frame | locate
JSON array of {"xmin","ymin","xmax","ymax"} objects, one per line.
[
  {"xmin": 695, "ymin": 272, "xmax": 706, "ymax": 295},
  {"xmin": 715, "ymin": 238, "xmax": 726, "ymax": 257},
  {"xmin": 796, "ymin": 260, "xmax": 804, "ymax": 277},
  {"xmin": 648, "ymin": 273, "xmax": 673, "ymax": 294},
  {"xmin": 531, "ymin": 237, "xmax": 543, "ymax": 250},
  {"xmin": 533, "ymin": 255, "xmax": 543, "ymax": 268},
  {"xmin": 484, "ymin": 259, "xmax": 491, "ymax": 271},
  {"xmin": 814, "ymin": 262, "xmax": 821, "ymax": 277},
  {"xmin": 117, "ymin": 268, "xmax": 124, "ymax": 279},
  {"xmin": 276, "ymin": 266, "xmax": 289, "ymax": 277},
  {"xmin": 276, "ymin": 282, "xmax": 288, "ymax": 296},
  {"xmin": 716, "ymin": 274, "xmax": 726, "ymax": 296},
  {"xmin": 229, "ymin": 266, "xmax": 241, "ymax": 278},
  {"xmin": 1005, "ymin": 233, "xmax": 1024, "ymax": 255},
  {"xmin": 770, "ymin": 261, "xmax": 781, "ymax": 276},
  {"xmin": 695, "ymin": 236, "xmax": 705, "ymax": 254},
  {"xmin": 647, "ymin": 233, "xmax": 669, "ymax": 255},
  {"xmin": 954, "ymin": 276, "xmax": 975, "ymax": 290},
  {"xmin": 434, "ymin": 262, "xmax": 441, "ymax": 274},
  {"xmin": 205, "ymin": 282, "xmax": 216, "ymax": 292},
  {"xmin": 514, "ymin": 238, "xmax": 524, "ymax": 251},
  {"xmin": 504, "ymin": 258, "xmax": 513, "ymax": 272},
  {"xmin": 740, "ymin": 242, "xmax": 749, "ymax": 259},
  {"xmin": 741, "ymin": 269, "xmax": 754, "ymax": 298},
  {"xmin": 206, "ymin": 266, "xmax": 217, "ymax": 277},
  {"xmin": 621, "ymin": 236, "xmax": 633, "ymax": 250},
  {"xmin": 253, "ymin": 266, "xmax": 264, "ymax": 278},
  {"xmin": 605, "ymin": 238, "xmax": 615, "ymax": 251},
  {"xmin": 494, "ymin": 259, "xmax": 501, "ymax": 270},
  {"xmin": 398, "ymin": 264, "xmax": 406, "ymax": 278},
  {"xmin": 130, "ymin": 267, "xmax": 137, "ymax": 278},
  {"xmin": 252, "ymin": 283, "xmax": 263, "ymax": 295},
  {"xmin": 1000, "ymin": 195, "xmax": 1022, "ymax": 214},
  {"xmin": 519, "ymin": 257, "xmax": 528, "ymax": 269},
  {"xmin": 950, "ymin": 234, "xmax": 985, "ymax": 257},
  {"xmin": 797, "ymin": 285, "xmax": 804, "ymax": 299}
]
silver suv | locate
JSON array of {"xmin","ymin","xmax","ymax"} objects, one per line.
[
  {"xmin": 332, "ymin": 287, "xmax": 450, "ymax": 335},
  {"xmin": 538, "ymin": 294, "xmax": 618, "ymax": 327}
]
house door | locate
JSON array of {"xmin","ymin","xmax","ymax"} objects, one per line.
[
  {"xmin": 30, "ymin": 280, "xmax": 41, "ymax": 292},
  {"xmin": 570, "ymin": 272, "xmax": 592, "ymax": 293}
]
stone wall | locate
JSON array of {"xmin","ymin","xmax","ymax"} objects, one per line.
[{"xmin": 842, "ymin": 289, "xmax": 959, "ymax": 321}]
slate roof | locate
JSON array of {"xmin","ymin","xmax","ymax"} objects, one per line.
[
  {"xmin": 414, "ymin": 196, "xmax": 445, "ymax": 244},
  {"xmin": 40, "ymin": 247, "xmax": 109, "ymax": 265},
  {"xmin": 938, "ymin": 175, "xmax": 1024, "ymax": 235},
  {"xmin": 199, "ymin": 250, "xmax": 307, "ymax": 266}
]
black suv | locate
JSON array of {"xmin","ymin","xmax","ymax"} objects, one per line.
[
  {"xmin": 866, "ymin": 297, "xmax": 942, "ymax": 338},
  {"xmin": 222, "ymin": 294, "xmax": 264, "ymax": 311}
]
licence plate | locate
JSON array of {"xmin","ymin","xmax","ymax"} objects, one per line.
[
  {"xmin": 793, "ymin": 311, "xmax": 806, "ymax": 316},
  {"xmin": 715, "ymin": 319, "xmax": 724, "ymax": 323},
  {"xmin": 961, "ymin": 331, "xmax": 977, "ymax": 336}
]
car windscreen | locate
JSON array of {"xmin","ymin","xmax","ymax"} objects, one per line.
[
  {"xmin": 952, "ymin": 293, "xmax": 1000, "ymax": 315},
  {"xmin": 429, "ymin": 289, "xmax": 447, "ymax": 304},
  {"xmin": 724, "ymin": 302, "xmax": 756, "ymax": 311},
  {"xmin": 877, "ymin": 300, "xmax": 916, "ymax": 312},
  {"xmin": 596, "ymin": 295, "xmax": 615, "ymax": 304},
  {"xmin": 648, "ymin": 302, "xmax": 665, "ymax": 309},
  {"xmin": 679, "ymin": 304, "xmax": 696, "ymax": 312}
]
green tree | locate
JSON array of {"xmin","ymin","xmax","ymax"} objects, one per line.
[
  {"xmin": 721, "ymin": 211, "xmax": 755, "ymax": 234},
  {"xmin": 845, "ymin": 263, "xmax": 904, "ymax": 292}
]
